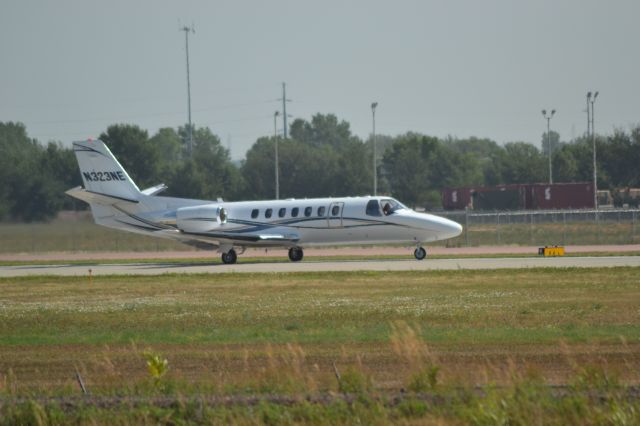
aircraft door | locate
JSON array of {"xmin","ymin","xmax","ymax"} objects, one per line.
[{"xmin": 327, "ymin": 202, "xmax": 344, "ymax": 228}]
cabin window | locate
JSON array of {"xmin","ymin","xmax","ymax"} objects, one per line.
[
  {"xmin": 317, "ymin": 206, "xmax": 326, "ymax": 217},
  {"xmin": 265, "ymin": 208, "xmax": 273, "ymax": 219},
  {"xmin": 304, "ymin": 206, "xmax": 312, "ymax": 217},
  {"xmin": 291, "ymin": 207, "xmax": 299, "ymax": 217},
  {"xmin": 251, "ymin": 209, "xmax": 259, "ymax": 219},
  {"xmin": 279, "ymin": 207, "xmax": 286, "ymax": 218},
  {"xmin": 331, "ymin": 205, "xmax": 340, "ymax": 216},
  {"xmin": 366, "ymin": 200, "xmax": 381, "ymax": 217}
]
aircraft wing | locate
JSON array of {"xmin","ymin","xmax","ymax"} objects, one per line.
[
  {"xmin": 257, "ymin": 234, "xmax": 300, "ymax": 241},
  {"xmin": 181, "ymin": 231, "xmax": 300, "ymax": 245}
]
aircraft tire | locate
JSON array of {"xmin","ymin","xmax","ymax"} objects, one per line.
[
  {"xmin": 288, "ymin": 247, "xmax": 304, "ymax": 262},
  {"xmin": 221, "ymin": 249, "xmax": 237, "ymax": 265},
  {"xmin": 414, "ymin": 246, "xmax": 427, "ymax": 260}
]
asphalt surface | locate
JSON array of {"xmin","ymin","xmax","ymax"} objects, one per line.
[{"xmin": 1, "ymin": 256, "xmax": 639, "ymax": 277}]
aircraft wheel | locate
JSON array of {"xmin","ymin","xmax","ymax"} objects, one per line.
[
  {"xmin": 414, "ymin": 246, "xmax": 427, "ymax": 260},
  {"xmin": 221, "ymin": 249, "xmax": 237, "ymax": 265},
  {"xmin": 288, "ymin": 247, "xmax": 304, "ymax": 262}
]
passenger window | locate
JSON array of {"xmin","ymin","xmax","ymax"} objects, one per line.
[
  {"xmin": 279, "ymin": 207, "xmax": 286, "ymax": 218},
  {"xmin": 291, "ymin": 207, "xmax": 299, "ymax": 217},
  {"xmin": 251, "ymin": 209, "xmax": 259, "ymax": 219},
  {"xmin": 366, "ymin": 200, "xmax": 381, "ymax": 217},
  {"xmin": 304, "ymin": 206, "xmax": 312, "ymax": 217},
  {"xmin": 265, "ymin": 208, "xmax": 272, "ymax": 219},
  {"xmin": 317, "ymin": 206, "xmax": 326, "ymax": 217},
  {"xmin": 331, "ymin": 205, "xmax": 340, "ymax": 216}
]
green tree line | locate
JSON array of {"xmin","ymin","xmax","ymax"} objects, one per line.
[{"xmin": 1, "ymin": 117, "xmax": 639, "ymax": 221}]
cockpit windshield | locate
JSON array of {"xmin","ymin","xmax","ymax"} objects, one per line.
[
  {"xmin": 380, "ymin": 198, "xmax": 407, "ymax": 215},
  {"xmin": 365, "ymin": 198, "xmax": 408, "ymax": 217}
]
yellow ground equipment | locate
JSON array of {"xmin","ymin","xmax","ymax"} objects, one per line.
[{"xmin": 538, "ymin": 246, "xmax": 565, "ymax": 257}]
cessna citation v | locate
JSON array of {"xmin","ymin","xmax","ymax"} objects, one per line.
[{"xmin": 66, "ymin": 139, "xmax": 463, "ymax": 264}]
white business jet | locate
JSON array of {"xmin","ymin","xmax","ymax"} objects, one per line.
[{"xmin": 66, "ymin": 139, "xmax": 463, "ymax": 264}]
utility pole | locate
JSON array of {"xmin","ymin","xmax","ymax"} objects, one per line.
[
  {"xmin": 280, "ymin": 83, "xmax": 291, "ymax": 139},
  {"xmin": 541, "ymin": 109, "xmax": 556, "ymax": 184},
  {"xmin": 371, "ymin": 102, "xmax": 378, "ymax": 195},
  {"xmin": 180, "ymin": 25, "xmax": 195, "ymax": 157},
  {"xmin": 274, "ymin": 111, "xmax": 280, "ymax": 199}
]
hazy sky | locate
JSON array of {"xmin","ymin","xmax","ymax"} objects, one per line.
[{"xmin": 1, "ymin": 0, "xmax": 638, "ymax": 159}]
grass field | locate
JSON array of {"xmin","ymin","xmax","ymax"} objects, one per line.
[
  {"xmin": 454, "ymin": 221, "xmax": 640, "ymax": 246},
  {"xmin": 1, "ymin": 268, "xmax": 640, "ymax": 423},
  {"xmin": 0, "ymin": 218, "xmax": 188, "ymax": 253}
]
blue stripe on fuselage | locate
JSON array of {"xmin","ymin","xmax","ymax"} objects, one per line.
[{"xmin": 224, "ymin": 216, "xmax": 394, "ymax": 234}]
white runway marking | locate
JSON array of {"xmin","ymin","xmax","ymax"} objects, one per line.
[{"xmin": 1, "ymin": 256, "xmax": 639, "ymax": 277}]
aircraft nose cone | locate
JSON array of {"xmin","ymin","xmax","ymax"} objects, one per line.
[
  {"xmin": 398, "ymin": 211, "xmax": 463, "ymax": 240},
  {"xmin": 441, "ymin": 218, "xmax": 463, "ymax": 239}
]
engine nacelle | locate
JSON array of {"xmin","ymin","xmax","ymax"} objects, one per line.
[{"xmin": 176, "ymin": 204, "xmax": 227, "ymax": 233}]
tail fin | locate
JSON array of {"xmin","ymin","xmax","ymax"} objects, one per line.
[
  {"xmin": 68, "ymin": 139, "xmax": 147, "ymax": 232},
  {"xmin": 71, "ymin": 139, "xmax": 140, "ymax": 201}
]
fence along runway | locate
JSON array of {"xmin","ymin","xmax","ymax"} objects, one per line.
[{"xmin": 1, "ymin": 255, "xmax": 639, "ymax": 277}]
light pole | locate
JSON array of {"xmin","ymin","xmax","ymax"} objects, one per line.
[
  {"xmin": 371, "ymin": 102, "xmax": 378, "ymax": 196},
  {"xmin": 541, "ymin": 109, "xmax": 556, "ymax": 184},
  {"xmin": 588, "ymin": 91, "xmax": 599, "ymax": 209},
  {"xmin": 274, "ymin": 111, "xmax": 280, "ymax": 200},
  {"xmin": 180, "ymin": 25, "xmax": 195, "ymax": 157},
  {"xmin": 586, "ymin": 92, "xmax": 591, "ymax": 138}
]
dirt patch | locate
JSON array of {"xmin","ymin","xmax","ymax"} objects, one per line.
[{"xmin": 1, "ymin": 244, "xmax": 639, "ymax": 262}]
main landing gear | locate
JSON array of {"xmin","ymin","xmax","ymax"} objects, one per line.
[
  {"xmin": 414, "ymin": 246, "xmax": 427, "ymax": 260},
  {"xmin": 288, "ymin": 247, "xmax": 304, "ymax": 262},
  {"xmin": 221, "ymin": 249, "xmax": 237, "ymax": 265}
]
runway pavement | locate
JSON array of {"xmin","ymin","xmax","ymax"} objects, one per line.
[{"xmin": 1, "ymin": 256, "xmax": 639, "ymax": 277}]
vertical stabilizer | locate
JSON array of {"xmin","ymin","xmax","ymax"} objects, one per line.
[{"xmin": 72, "ymin": 140, "xmax": 140, "ymax": 201}]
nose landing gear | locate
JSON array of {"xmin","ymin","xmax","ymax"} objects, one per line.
[
  {"xmin": 414, "ymin": 246, "xmax": 427, "ymax": 260},
  {"xmin": 288, "ymin": 247, "xmax": 304, "ymax": 262}
]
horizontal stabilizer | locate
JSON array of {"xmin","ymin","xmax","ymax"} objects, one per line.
[
  {"xmin": 66, "ymin": 186, "xmax": 139, "ymax": 205},
  {"xmin": 141, "ymin": 183, "xmax": 168, "ymax": 196}
]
